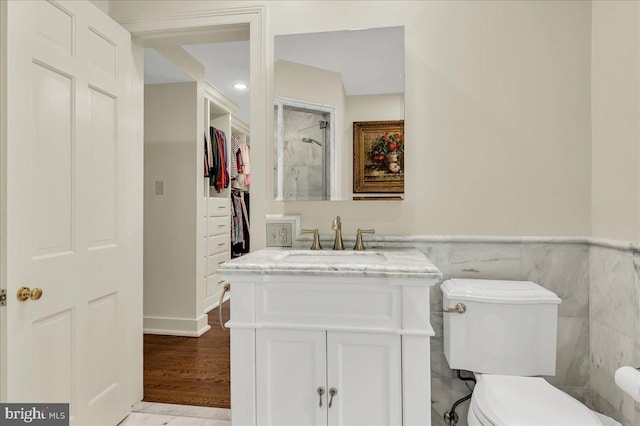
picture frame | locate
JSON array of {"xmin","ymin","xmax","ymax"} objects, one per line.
[{"xmin": 353, "ymin": 120, "xmax": 405, "ymax": 195}]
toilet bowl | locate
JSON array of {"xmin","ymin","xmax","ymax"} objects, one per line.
[
  {"xmin": 467, "ymin": 374, "xmax": 613, "ymax": 426},
  {"xmin": 441, "ymin": 279, "xmax": 620, "ymax": 426}
]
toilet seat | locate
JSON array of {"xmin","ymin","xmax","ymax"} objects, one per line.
[{"xmin": 471, "ymin": 374, "xmax": 602, "ymax": 426}]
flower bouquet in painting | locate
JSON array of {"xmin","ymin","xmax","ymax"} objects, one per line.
[{"xmin": 369, "ymin": 131, "xmax": 404, "ymax": 174}]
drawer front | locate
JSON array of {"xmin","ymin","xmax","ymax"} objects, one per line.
[
  {"xmin": 207, "ymin": 234, "xmax": 229, "ymax": 256},
  {"xmin": 207, "ymin": 274, "xmax": 226, "ymax": 298},
  {"xmin": 256, "ymin": 281, "xmax": 401, "ymax": 329},
  {"xmin": 207, "ymin": 251, "xmax": 230, "ymax": 276},
  {"xmin": 207, "ymin": 216, "xmax": 229, "ymax": 236},
  {"xmin": 208, "ymin": 197, "xmax": 229, "ymax": 217}
]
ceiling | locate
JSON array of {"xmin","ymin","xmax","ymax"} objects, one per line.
[
  {"xmin": 143, "ymin": 25, "xmax": 404, "ymax": 125},
  {"xmin": 275, "ymin": 26, "xmax": 404, "ymax": 96},
  {"xmin": 144, "ymin": 48, "xmax": 194, "ymax": 84}
]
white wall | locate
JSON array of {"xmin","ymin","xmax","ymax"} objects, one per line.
[
  {"xmin": 144, "ymin": 83, "xmax": 199, "ymax": 322},
  {"xmin": 111, "ymin": 1, "xmax": 593, "ymax": 239},
  {"xmin": 591, "ymin": 1, "xmax": 640, "ymax": 242},
  {"xmin": 274, "ymin": 60, "xmax": 345, "ymax": 106}
]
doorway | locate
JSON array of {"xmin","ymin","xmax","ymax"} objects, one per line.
[{"xmin": 128, "ymin": 11, "xmax": 261, "ymax": 411}]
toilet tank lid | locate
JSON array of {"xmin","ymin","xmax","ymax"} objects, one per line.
[{"xmin": 441, "ymin": 279, "xmax": 561, "ymax": 304}]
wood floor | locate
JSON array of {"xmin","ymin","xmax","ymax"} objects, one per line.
[{"xmin": 143, "ymin": 300, "xmax": 231, "ymax": 408}]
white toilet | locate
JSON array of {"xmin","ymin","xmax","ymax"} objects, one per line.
[{"xmin": 441, "ymin": 278, "xmax": 620, "ymax": 426}]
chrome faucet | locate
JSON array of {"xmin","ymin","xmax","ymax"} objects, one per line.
[{"xmin": 331, "ymin": 216, "xmax": 344, "ymax": 250}]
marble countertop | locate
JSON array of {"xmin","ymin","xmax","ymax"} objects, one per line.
[{"xmin": 218, "ymin": 247, "xmax": 442, "ymax": 280}]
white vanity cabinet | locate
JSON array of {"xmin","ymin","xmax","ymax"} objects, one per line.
[
  {"xmin": 256, "ymin": 329, "xmax": 401, "ymax": 426},
  {"xmin": 218, "ymin": 248, "xmax": 442, "ymax": 426}
]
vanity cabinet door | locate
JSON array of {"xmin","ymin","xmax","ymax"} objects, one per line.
[
  {"xmin": 256, "ymin": 329, "xmax": 327, "ymax": 426},
  {"xmin": 327, "ymin": 332, "xmax": 402, "ymax": 426}
]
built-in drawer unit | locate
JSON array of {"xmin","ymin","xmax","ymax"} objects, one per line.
[
  {"xmin": 255, "ymin": 280, "xmax": 401, "ymax": 329},
  {"xmin": 202, "ymin": 195, "xmax": 230, "ymax": 314}
]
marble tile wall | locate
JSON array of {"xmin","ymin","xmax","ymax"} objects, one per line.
[
  {"xmin": 589, "ymin": 245, "xmax": 639, "ymax": 425},
  {"xmin": 281, "ymin": 108, "xmax": 327, "ymax": 200},
  {"xmin": 291, "ymin": 234, "xmax": 637, "ymax": 425},
  {"xmin": 408, "ymin": 241, "xmax": 590, "ymax": 426}
]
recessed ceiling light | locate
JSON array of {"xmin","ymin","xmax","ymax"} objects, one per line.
[{"xmin": 233, "ymin": 83, "xmax": 248, "ymax": 90}]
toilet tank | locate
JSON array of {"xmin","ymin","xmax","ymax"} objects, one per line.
[{"xmin": 441, "ymin": 279, "xmax": 561, "ymax": 376}]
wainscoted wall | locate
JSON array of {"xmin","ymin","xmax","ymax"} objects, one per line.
[
  {"xmin": 293, "ymin": 236, "xmax": 592, "ymax": 425},
  {"xmin": 417, "ymin": 240, "xmax": 590, "ymax": 426},
  {"xmin": 292, "ymin": 234, "xmax": 640, "ymax": 425},
  {"xmin": 589, "ymin": 243, "xmax": 639, "ymax": 425}
]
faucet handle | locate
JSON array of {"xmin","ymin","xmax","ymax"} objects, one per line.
[
  {"xmin": 302, "ymin": 229, "xmax": 323, "ymax": 250},
  {"xmin": 354, "ymin": 228, "xmax": 375, "ymax": 250}
]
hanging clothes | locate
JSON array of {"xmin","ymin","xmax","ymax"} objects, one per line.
[
  {"xmin": 203, "ymin": 131, "xmax": 213, "ymax": 178},
  {"xmin": 230, "ymin": 135, "xmax": 250, "ymax": 191},
  {"xmin": 205, "ymin": 127, "xmax": 229, "ymax": 192},
  {"xmin": 231, "ymin": 189, "xmax": 250, "ymax": 256},
  {"xmin": 230, "ymin": 135, "xmax": 241, "ymax": 180},
  {"xmin": 239, "ymin": 142, "xmax": 250, "ymax": 186}
]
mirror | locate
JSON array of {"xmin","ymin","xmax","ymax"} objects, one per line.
[{"xmin": 274, "ymin": 26, "xmax": 404, "ymax": 201}]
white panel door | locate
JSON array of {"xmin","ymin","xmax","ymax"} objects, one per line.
[
  {"xmin": 2, "ymin": 1, "xmax": 140, "ymax": 425},
  {"xmin": 327, "ymin": 332, "xmax": 402, "ymax": 426},
  {"xmin": 256, "ymin": 329, "xmax": 327, "ymax": 426}
]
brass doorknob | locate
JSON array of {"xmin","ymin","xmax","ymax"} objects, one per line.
[
  {"xmin": 31, "ymin": 288, "xmax": 43, "ymax": 300},
  {"xmin": 17, "ymin": 287, "xmax": 43, "ymax": 302}
]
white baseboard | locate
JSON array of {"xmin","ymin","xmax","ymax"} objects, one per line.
[{"xmin": 144, "ymin": 314, "xmax": 211, "ymax": 337}]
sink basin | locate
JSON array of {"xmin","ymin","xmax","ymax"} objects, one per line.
[{"xmin": 282, "ymin": 252, "xmax": 386, "ymax": 264}]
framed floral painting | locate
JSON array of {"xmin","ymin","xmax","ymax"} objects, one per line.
[{"xmin": 353, "ymin": 120, "xmax": 404, "ymax": 194}]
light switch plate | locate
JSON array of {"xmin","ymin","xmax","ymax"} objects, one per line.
[{"xmin": 155, "ymin": 180, "xmax": 164, "ymax": 195}]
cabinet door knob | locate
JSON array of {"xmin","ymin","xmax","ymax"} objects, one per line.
[
  {"xmin": 328, "ymin": 387, "xmax": 337, "ymax": 408},
  {"xmin": 317, "ymin": 386, "xmax": 325, "ymax": 407}
]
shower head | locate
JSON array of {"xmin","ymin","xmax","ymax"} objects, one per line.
[{"xmin": 302, "ymin": 138, "xmax": 322, "ymax": 146}]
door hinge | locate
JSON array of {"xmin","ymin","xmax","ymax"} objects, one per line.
[{"xmin": 0, "ymin": 289, "xmax": 6, "ymax": 306}]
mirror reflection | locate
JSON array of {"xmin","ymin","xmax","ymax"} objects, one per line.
[{"xmin": 274, "ymin": 26, "xmax": 404, "ymax": 201}]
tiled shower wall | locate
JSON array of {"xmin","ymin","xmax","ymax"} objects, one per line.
[
  {"xmin": 280, "ymin": 108, "xmax": 327, "ymax": 200},
  {"xmin": 293, "ymin": 236, "xmax": 636, "ymax": 425}
]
